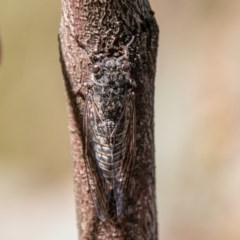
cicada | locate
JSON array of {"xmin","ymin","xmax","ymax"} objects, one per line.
[{"xmin": 82, "ymin": 48, "xmax": 136, "ymax": 221}]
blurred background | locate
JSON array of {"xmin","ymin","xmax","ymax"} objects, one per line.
[{"xmin": 0, "ymin": 0, "xmax": 240, "ymax": 239}]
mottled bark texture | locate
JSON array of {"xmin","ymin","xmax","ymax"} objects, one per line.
[{"xmin": 59, "ymin": 0, "xmax": 159, "ymax": 239}]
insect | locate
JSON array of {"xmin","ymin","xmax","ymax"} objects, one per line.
[{"xmin": 79, "ymin": 39, "xmax": 136, "ymax": 221}]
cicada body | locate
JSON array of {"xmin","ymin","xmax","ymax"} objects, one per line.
[{"xmin": 84, "ymin": 55, "xmax": 136, "ymax": 221}]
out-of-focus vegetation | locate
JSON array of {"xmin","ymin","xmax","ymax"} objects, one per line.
[
  {"xmin": 155, "ymin": 1, "xmax": 240, "ymax": 240},
  {"xmin": 0, "ymin": 0, "xmax": 240, "ymax": 239},
  {"xmin": 0, "ymin": 1, "xmax": 76, "ymax": 239}
]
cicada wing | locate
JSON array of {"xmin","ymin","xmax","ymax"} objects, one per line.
[
  {"xmin": 84, "ymin": 92, "xmax": 111, "ymax": 221},
  {"xmin": 113, "ymin": 92, "xmax": 136, "ymax": 221}
]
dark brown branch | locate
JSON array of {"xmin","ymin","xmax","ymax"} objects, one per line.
[{"xmin": 59, "ymin": 0, "xmax": 159, "ymax": 239}]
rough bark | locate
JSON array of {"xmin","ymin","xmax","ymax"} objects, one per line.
[{"xmin": 58, "ymin": 0, "xmax": 159, "ymax": 239}]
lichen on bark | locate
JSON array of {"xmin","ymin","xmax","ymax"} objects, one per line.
[{"xmin": 59, "ymin": 0, "xmax": 159, "ymax": 239}]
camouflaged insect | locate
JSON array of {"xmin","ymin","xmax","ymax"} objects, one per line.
[{"xmin": 80, "ymin": 40, "xmax": 136, "ymax": 221}]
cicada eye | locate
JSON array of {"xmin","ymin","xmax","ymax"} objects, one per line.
[
  {"xmin": 91, "ymin": 63, "xmax": 101, "ymax": 73},
  {"xmin": 122, "ymin": 62, "xmax": 131, "ymax": 72}
]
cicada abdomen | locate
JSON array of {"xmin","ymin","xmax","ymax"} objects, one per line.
[{"xmin": 84, "ymin": 54, "xmax": 136, "ymax": 221}]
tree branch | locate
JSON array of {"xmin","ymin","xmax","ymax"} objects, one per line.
[{"xmin": 59, "ymin": 0, "xmax": 159, "ymax": 239}]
